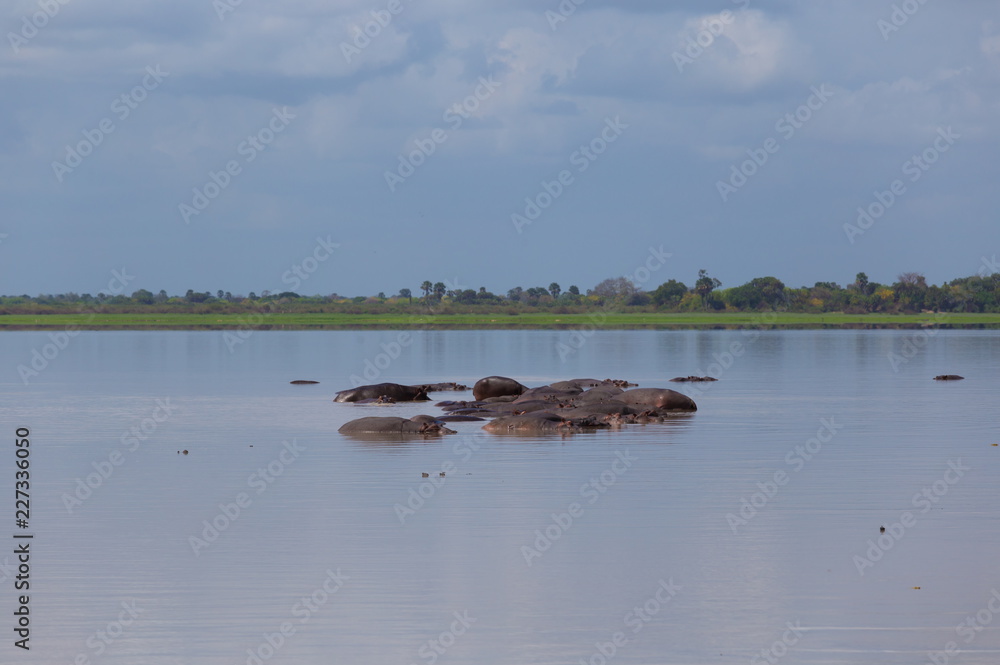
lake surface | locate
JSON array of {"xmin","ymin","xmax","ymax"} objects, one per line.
[{"xmin": 2, "ymin": 329, "xmax": 999, "ymax": 664}]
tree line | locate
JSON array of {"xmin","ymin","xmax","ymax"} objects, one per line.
[{"xmin": 3, "ymin": 270, "xmax": 1000, "ymax": 315}]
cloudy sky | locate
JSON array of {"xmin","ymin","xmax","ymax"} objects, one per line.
[{"xmin": 2, "ymin": 0, "xmax": 998, "ymax": 297}]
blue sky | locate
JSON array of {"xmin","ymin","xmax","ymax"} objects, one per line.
[{"xmin": 2, "ymin": 0, "xmax": 998, "ymax": 297}]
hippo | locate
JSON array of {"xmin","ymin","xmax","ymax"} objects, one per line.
[
  {"xmin": 507, "ymin": 399, "xmax": 559, "ymax": 414},
  {"xmin": 472, "ymin": 376, "xmax": 527, "ymax": 401},
  {"xmin": 669, "ymin": 376, "xmax": 718, "ymax": 383},
  {"xmin": 619, "ymin": 388, "xmax": 697, "ymax": 411},
  {"xmin": 518, "ymin": 386, "xmax": 580, "ymax": 401},
  {"xmin": 483, "ymin": 412, "xmax": 611, "ymax": 434},
  {"xmin": 933, "ymin": 375, "xmax": 964, "ymax": 381},
  {"xmin": 409, "ymin": 414, "xmax": 448, "ymax": 425},
  {"xmin": 448, "ymin": 407, "xmax": 501, "ymax": 417},
  {"xmin": 575, "ymin": 385, "xmax": 625, "ymax": 403},
  {"xmin": 338, "ymin": 416, "xmax": 455, "ymax": 435},
  {"xmin": 550, "ymin": 380, "xmax": 596, "ymax": 391},
  {"xmin": 440, "ymin": 401, "xmax": 488, "ymax": 412},
  {"xmin": 437, "ymin": 415, "xmax": 487, "ymax": 422},
  {"xmin": 353, "ymin": 395, "xmax": 396, "ymax": 405},
  {"xmin": 414, "ymin": 382, "xmax": 469, "ymax": 392},
  {"xmin": 290, "ymin": 380, "xmax": 320, "ymax": 384},
  {"xmin": 556, "ymin": 401, "xmax": 638, "ymax": 416},
  {"xmin": 482, "ymin": 413, "xmax": 576, "ymax": 434},
  {"xmin": 602, "ymin": 378, "xmax": 638, "ymax": 388},
  {"xmin": 334, "ymin": 382, "xmax": 430, "ymax": 403}
]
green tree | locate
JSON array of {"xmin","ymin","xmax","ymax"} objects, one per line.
[
  {"xmin": 548, "ymin": 282, "xmax": 561, "ymax": 298},
  {"xmin": 726, "ymin": 276, "xmax": 786, "ymax": 310},
  {"xmin": 694, "ymin": 269, "xmax": 721, "ymax": 298},
  {"xmin": 131, "ymin": 289, "xmax": 155, "ymax": 305},
  {"xmin": 892, "ymin": 272, "xmax": 928, "ymax": 312},
  {"xmin": 852, "ymin": 272, "xmax": 874, "ymax": 296},
  {"xmin": 589, "ymin": 277, "xmax": 638, "ymax": 301},
  {"xmin": 454, "ymin": 289, "xmax": 478, "ymax": 304},
  {"xmin": 399, "ymin": 288, "xmax": 412, "ymax": 303},
  {"xmin": 420, "ymin": 281, "xmax": 432, "ymax": 299},
  {"xmin": 651, "ymin": 280, "xmax": 687, "ymax": 308},
  {"xmin": 568, "ymin": 285, "xmax": 580, "ymax": 295}
]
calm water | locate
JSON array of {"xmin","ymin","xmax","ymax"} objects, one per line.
[{"xmin": 1, "ymin": 329, "xmax": 999, "ymax": 664}]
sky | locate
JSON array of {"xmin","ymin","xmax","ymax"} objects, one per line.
[{"xmin": 1, "ymin": 0, "xmax": 999, "ymax": 298}]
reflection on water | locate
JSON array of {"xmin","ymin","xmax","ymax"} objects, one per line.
[{"xmin": 2, "ymin": 329, "xmax": 999, "ymax": 664}]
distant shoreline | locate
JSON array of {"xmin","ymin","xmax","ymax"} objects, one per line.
[{"xmin": 1, "ymin": 312, "xmax": 998, "ymax": 330}]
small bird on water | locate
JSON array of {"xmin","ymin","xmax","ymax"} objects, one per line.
[{"xmin": 880, "ymin": 526, "xmax": 886, "ymax": 533}]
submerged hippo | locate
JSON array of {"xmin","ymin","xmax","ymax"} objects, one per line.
[
  {"xmin": 933, "ymin": 375, "xmax": 964, "ymax": 381},
  {"xmin": 414, "ymin": 382, "xmax": 469, "ymax": 392},
  {"xmin": 669, "ymin": 376, "xmax": 718, "ymax": 383},
  {"xmin": 338, "ymin": 417, "xmax": 456, "ymax": 435},
  {"xmin": 290, "ymin": 380, "xmax": 320, "ymax": 384},
  {"xmin": 482, "ymin": 413, "xmax": 575, "ymax": 434},
  {"xmin": 618, "ymin": 388, "xmax": 697, "ymax": 411},
  {"xmin": 334, "ymin": 382, "xmax": 430, "ymax": 403},
  {"xmin": 574, "ymin": 385, "xmax": 625, "ymax": 403},
  {"xmin": 472, "ymin": 376, "xmax": 528, "ymax": 401},
  {"xmin": 483, "ymin": 412, "xmax": 610, "ymax": 434}
]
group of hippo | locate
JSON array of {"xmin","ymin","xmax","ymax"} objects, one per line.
[{"xmin": 331, "ymin": 375, "xmax": 699, "ymax": 436}]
